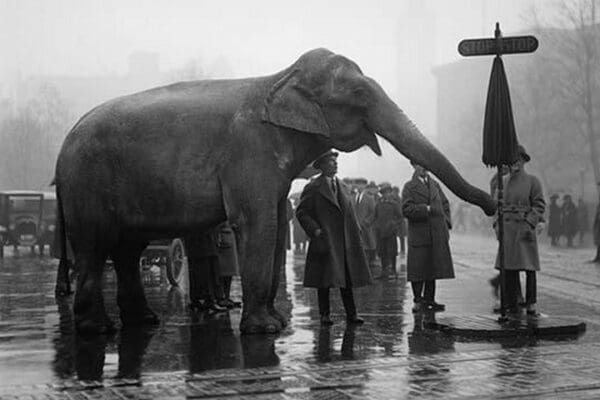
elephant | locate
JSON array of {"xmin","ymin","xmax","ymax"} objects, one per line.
[{"xmin": 54, "ymin": 48, "xmax": 496, "ymax": 335}]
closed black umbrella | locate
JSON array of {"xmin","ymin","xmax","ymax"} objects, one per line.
[{"xmin": 482, "ymin": 55, "xmax": 519, "ymax": 167}]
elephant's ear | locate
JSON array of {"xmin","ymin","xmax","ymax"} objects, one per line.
[{"xmin": 262, "ymin": 69, "xmax": 330, "ymax": 137}]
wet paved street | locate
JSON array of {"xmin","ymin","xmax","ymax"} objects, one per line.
[{"xmin": 1, "ymin": 233, "xmax": 600, "ymax": 398}]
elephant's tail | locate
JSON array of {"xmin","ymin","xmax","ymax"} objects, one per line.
[{"xmin": 54, "ymin": 183, "xmax": 73, "ymax": 296}]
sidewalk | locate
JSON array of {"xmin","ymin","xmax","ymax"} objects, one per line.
[{"xmin": 448, "ymin": 233, "xmax": 600, "ymax": 323}]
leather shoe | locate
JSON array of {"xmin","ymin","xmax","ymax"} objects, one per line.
[
  {"xmin": 320, "ymin": 315, "xmax": 334, "ymax": 325},
  {"xmin": 425, "ymin": 302, "xmax": 445, "ymax": 312},
  {"xmin": 346, "ymin": 316, "xmax": 364, "ymax": 325}
]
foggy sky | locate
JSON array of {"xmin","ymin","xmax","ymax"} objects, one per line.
[{"xmin": 1, "ymin": 0, "xmax": 546, "ymax": 192}]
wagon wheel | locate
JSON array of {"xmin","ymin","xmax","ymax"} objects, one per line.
[{"xmin": 166, "ymin": 238, "xmax": 187, "ymax": 286}]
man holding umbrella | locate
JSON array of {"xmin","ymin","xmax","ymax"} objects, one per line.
[{"xmin": 493, "ymin": 145, "xmax": 545, "ymax": 315}]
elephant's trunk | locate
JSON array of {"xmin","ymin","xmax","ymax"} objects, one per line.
[{"xmin": 369, "ymin": 87, "xmax": 496, "ymax": 216}]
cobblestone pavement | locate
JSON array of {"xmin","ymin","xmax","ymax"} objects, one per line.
[{"xmin": 0, "ymin": 233, "xmax": 599, "ymax": 398}]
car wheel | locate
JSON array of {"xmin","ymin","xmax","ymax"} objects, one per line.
[{"xmin": 166, "ymin": 238, "xmax": 187, "ymax": 286}]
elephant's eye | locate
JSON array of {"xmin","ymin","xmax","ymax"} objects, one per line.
[{"xmin": 351, "ymin": 87, "xmax": 369, "ymax": 107}]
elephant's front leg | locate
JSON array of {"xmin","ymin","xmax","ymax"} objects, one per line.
[
  {"xmin": 267, "ymin": 197, "xmax": 290, "ymax": 328},
  {"xmin": 239, "ymin": 208, "xmax": 283, "ymax": 335}
]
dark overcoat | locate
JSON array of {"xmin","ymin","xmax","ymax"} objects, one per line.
[
  {"xmin": 402, "ymin": 173, "xmax": 454, "ymax": 281},
  {"xmin": 296, "ymin": 175, "xmax": 372, "ymax": 289},
  {"xmin": 493, "ymin": 169, "xmax": 545, "ymax": 271}
]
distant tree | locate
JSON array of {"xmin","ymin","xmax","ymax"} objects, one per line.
[
  {"xmin": 0, "ymin": 83, "xmax": 71, "ymax": 190},
  {"xmin": 550, "ymin": 0, "xmax": 600, "ymax": 195}
]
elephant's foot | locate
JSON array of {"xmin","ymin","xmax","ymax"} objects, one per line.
[
  {"xmin": 120, "ymin": 307, "xmax": 160, "ymax": 327},
  {"xmin": 76, "ymin": 314, "xmax": 116, "ymax": 335},
  {"xmin": 240, "ymin": 308, "xmax": 283, "ymax": 335},
  {"xmin": 268, "ymin": 306, "xmax": 288, "ymax": 328}
]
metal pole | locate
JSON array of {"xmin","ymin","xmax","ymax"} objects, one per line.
[
  {"xmin": 495, "ymin": 22, "xmax": 507, "ymax": 320},
  {"xmin": 497, "ymin": 165, "xmax": 506, "ymax": 319}
]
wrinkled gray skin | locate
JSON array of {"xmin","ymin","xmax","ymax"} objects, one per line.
[{"xmin": 54, "ymin": 48, "xmax": 496, "ymax": 335}]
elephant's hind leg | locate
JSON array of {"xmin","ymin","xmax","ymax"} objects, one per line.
[
  {"xmin": 73, "ymin": 251, "xmax": 115, "ymax": 334},
  {"xmin": 112, "ymin": 241, "xmax": 159, "ymax": 327}
]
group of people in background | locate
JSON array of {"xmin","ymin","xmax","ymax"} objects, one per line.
[
  {"xmin": 185, "ymin": 222, "xmax": 242, "ymax": 314},
  {"xmin": 291, "ymin": 177, "xmax": 407, "ymax": 277},
  {"xmin": 547, "ymin": 194, "xmax": 589, "ymax": 247},
  {"xmin": 293, "ymin": 150, "xmax": 454, "ymax": 324}
]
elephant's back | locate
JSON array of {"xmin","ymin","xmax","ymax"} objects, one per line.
[{"xmin": 56, "ymin": 78, "xmax": 263, "ymax": 175}]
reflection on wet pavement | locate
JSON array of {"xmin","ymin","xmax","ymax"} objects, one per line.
[{"xmin": 0, "ymin": 244, "xmax": 595, "ymax": 395}]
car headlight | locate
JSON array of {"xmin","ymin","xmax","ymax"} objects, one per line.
[{"xmin": 48, "ymin": 225, "xmax": 55, "ymax": 232}]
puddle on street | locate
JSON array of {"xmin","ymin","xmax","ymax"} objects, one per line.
[{"xmin": 0, "ymin": 251, "xmax": 589, "ymax": 386}]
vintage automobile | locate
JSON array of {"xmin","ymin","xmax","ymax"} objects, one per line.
[
  {"xmin": 37, "ymin": 191, "xmax": 57, "ymax": 256},
  {"xmin": 0, "ymin": 191, "xmax": 44, "ymax": 258}
]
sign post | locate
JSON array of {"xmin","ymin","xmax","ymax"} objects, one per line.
[{"xmin": 459, "ymin": 23, "xmax": 538, "ymax": 320}]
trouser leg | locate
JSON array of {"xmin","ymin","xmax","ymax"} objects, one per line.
[
  {"xmin": 504, "ymin": 270, "xmax": 519, "ymax": 309},
  {"xmin": 423, "ymin": 280, "xmax": 436, "ymax": 303},
  {"xmin": 411, "ymin": 281, "xmax": 424, "ymax": 301},
  {"xmin": 399, "ymin": 236, "xmax": 406, "ymax": 254},
  {"xmin": 317, "ymin": 288, "xmax": 330, "ymax": 316},
  {"xmin": 340, "ymin": 287, "xmax": 357, "ymax": 319},
  {"xmin": 525, "ymin": 271, "xmax": 537, "ymax": 305},
  {"xmin": 595, "ymin": 246, "xmax": 600, "ymax": 261}
]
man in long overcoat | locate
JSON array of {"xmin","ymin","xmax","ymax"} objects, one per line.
[
  {"xmin": 402, "ymin": 161, "xmax": 454, "ymax": 313},
  {"xmin": 494, "ymin": 145, "xmax": 545, "ymax": 315},
  {"xmin": 547, "ymin": 194, "xmax": 561, "ymax": 246},
  {"xmin": 296, "ymin": 150, "xmax": 372, "ymax": 325},
  {"xmin": 353, "ymin": 178, "xmax": 377, "ymax": 264}
]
